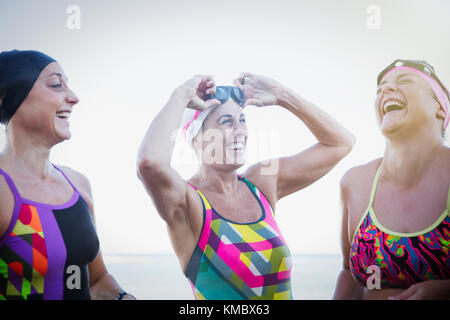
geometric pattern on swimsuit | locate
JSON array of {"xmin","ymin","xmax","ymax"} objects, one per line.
[
  {"xmin": 185, "ymin": 175, "xmax": 292, "ymax": 299},
  {"xmin": 0, "ymin": 166, "xmax": 99, "ymax": 300}
]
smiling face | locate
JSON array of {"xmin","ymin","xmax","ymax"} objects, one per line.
[
  {"xmin": 193, "ymin": 100, "xmax": 248, "ymax": 170},
  {"xmin": 375, "ymin": 68, "xmax": 444, "ymax": 139},
  {"xmin": 9, "ymin": 62, "xmax": 79, "ymax": 146}
]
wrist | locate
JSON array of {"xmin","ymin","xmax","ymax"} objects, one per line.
[
  {"xmin": 172, "ymin": 84, "xmax": 192, "ymax": 106},
  {"xmin": 275, "ymin": 86, "xmax": 295, "ymax": 109},
  {"xmin": 115, "ymin": 290, "xmax": 136, "ymax": 300}
]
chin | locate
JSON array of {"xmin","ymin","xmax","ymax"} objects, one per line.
[
  {"xmin": 380, "ymin": 114, "xmax": 404, "ymax": 132},
  {"xmin": 224, "ymin": 151, "xmax": 246, "ymax": 166},
  {"xmin": 55, "ymin": 130, "xmax": 72, "ymax": 142},
  {"xmin": 380, "ymin": 120, "xmax": 418, "ymax": 139}
]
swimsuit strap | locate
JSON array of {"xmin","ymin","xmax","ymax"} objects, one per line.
[
  {"xmin": 52, "ymin": 165, "xmax": 81, "ymax": 196},
  {"xmin": 447, "ymin": 183, "xmax": 450, "ymax": 212},
  {"xmin": 368, "ymin": 162, "xmax": 450, "ymax": 213},
  {"xmin": 368, "ymin": 162, "xmax": 383, "ymax": 208},
  {"xmin": 187, "ymin": 183, "xmax": 212, "ymax": 211},
  {"xmin": 0, "ymin": 167, "xmax": 23, "ymax": 201},
  {"xmin": 0, "ymin": 165, "xmax": 80, "ymax": 199}
]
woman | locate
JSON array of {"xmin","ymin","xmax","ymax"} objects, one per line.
[
  {"xmin": 137, "ymin": 73, "xmax": 355, "ymax": 299},
  {"xmin": 0, "ymin": 50, "xmax": 134, "ymax": 300},
  {"xmin": 333, "ymin": 59, "xmax": 450, "ymax": 300}
]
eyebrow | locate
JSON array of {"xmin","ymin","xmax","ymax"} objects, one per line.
[
  {"xmin": 217, "ymin": 114, "xmax": 232, "ymax": 122},
  {"xmin": 379, "ymin": 73, "xmax": 416, "ymax": 86},
  {"xmin": 48, "ymin": 72, "xmax": 68, "ymax": 82},
  {"xmin": 217, "ymin": 114, "xmax": 246, "ymax": 122}
]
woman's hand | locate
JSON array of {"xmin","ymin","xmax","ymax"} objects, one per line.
[
  {"xmin": 389, "ymin": 280, "xmax": 450, "ymax": 300},
  {"xmin": 179, "ymin": 75, "xmax": 221, "ymax": 111},
  {"xmin": 233, "ymin": 72, "xmax": 284, "ymax": 108}
]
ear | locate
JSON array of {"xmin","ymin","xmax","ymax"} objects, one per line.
[
  {"xmin": 435, "ymin": 106, "xmax": 445, "ymax": 122},
  {"xmin": 191, "ymin": 131, "xmax": 202, "ymax": 151}
]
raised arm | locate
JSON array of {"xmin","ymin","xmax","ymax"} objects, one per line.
[
  {"xmin": 136, "ymin": 75, "xmax": 219, "ymax": 225},
  {"xmin": 238, "ymin": 72, "xmax": 355, "ymax": 201}
]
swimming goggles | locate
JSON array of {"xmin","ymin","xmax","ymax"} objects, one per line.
[
  {"xmin": 206, "ymin": 86, "xmax": 245, "ymax": 107},
  {"xmin": 377, "ymin": 59, "xmax": 449, "ymax": 99}
]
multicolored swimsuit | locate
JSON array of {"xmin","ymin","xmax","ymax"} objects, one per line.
[
  {"xmin": 0, "ymin": 166, "xmax": 99, "ymax": 300},
  {"xmin": 185, "ymin": 175, "xmax": 292, "ymax": 300},
  {"xmin": 350, "ymin": 164, "xmax": 450, "ymax": 288}
]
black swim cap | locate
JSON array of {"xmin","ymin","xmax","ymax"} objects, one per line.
[{"xmin": 0, "ymin": 50, "xmax": 56, "ymax": 125}]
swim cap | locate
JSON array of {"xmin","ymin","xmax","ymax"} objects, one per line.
[
  {"xmin": 0, "ymin": 50, "xmax": 56, "ymax": 124},
  {"xmin": 181, "ymin": 86, "xmax": 245, "ymax": 143}
]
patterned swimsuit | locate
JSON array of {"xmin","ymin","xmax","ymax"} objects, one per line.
[
  {"xmin": 350, "ymin": 164, "xmax": 450, "ymax": 288},
  {"xmin": 0, "ymin": 166, "xmax": 99, "ymax": 300},
  {"xmin": 185, "ymin": 175, "xmax": 292, "ymax": 300}
]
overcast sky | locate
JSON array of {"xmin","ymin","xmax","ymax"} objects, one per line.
[{"xmin": 1, "ymin": 0, "xmax": 449, "ymax": 256}]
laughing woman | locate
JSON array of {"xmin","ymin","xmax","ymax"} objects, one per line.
[
  {"xmin": 333, "ymin": 60, "xmax": 450, "ymax": 300},
  {"xmin": 0, "ymin": 50, "xmax": 134, "ymax": 300},
  {"xmin": 137, "ymin": 73, "xmax": 355, "ymax": 299}
]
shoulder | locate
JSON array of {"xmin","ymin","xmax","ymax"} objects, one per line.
[
  {"xmin": 55, "ymin": 165, "xmax": 94, "ymax": 208},
  {"xmin": 241, "ymin": 164, "xmax": 277, "ymax": 208},
  {"xmin": 340, "ymin": 158, "xmax": 381, "ymax": 192}
]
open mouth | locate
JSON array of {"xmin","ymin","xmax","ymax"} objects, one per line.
[
  {"xmin": 383, "ymin": 99, "xmax": 406, "ymax": 115},
  {"xmin": 56, "ymin": 111, "xmax": 71, "ymax": 120},
  {"xmin": 226, "ymin": 142, "xmax": 245, "ymax": 152}
]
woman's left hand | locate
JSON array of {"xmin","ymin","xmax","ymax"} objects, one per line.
[
  {"xmin": 389, "ymin": 280, "xmax": 450, "ymax": 300},
  {"xmin": 233, "ymin": 72, "xmax": 283, "ymax": 108}
]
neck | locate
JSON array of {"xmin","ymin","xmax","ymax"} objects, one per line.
[
  {"xmin": 382, "ymin": 131, "xmax": 443, "ymax": 186},
  {"xmin": 2, "ymin": 128, "xmax": 53, "ymax": 177},
  {"xmin": 196, "ymin": 164, "xmax": 239, "ymax": 194}
]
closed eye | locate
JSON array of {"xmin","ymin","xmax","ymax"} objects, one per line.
[{"xmin": 398, "ymin": 79, "xmax": 413, "ymax": 84}]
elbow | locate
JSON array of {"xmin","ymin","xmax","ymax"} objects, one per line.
[
  {"xmin": 136, "ymin": 156, "xmax": 165, "ymax": 181},
  {"xmin": 338, "ymin": 132, "xmax": 356, "ymax": 158},
  {"xmin": 345, "ymin": 133, "xmax": 356, "ymax": 154}
]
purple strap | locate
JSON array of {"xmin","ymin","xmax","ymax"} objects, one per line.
[
  {"xmin": 0, "ymin": 167, "xmax": 22, "ymax": 200},
  {"xmin": 0, "ymin": 167, "xmax": 22, "ymax": 247},
  {"xmin": 52, "ymin": 165, "xmax": 81, "ymax": 195}
]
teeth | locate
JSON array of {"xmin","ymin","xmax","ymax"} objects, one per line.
[
  {"xmin": 227, "ymin": 142, "xmax": 244, "ymax": 151},
  {"xmin": 56, "ymin": 111, "xmax": 71, "ymax": 119},
  {"xmin": 383, "ymin": 99, "xmax": 405, "ymax": 113}
]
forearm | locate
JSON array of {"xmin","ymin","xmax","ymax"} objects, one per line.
[
  {"xmin": 440, "ymin": 279, "xmax": 450, "ymax": 298},
  {"xmin": 90, "ymin": 272, "xmax": 132, "ymax": 300},
  {"xmin": 276, "ymin": 86, "xmax": 355, "ymax": 149},
  {"xmin": 138, "ymin": 86, "xmax": 189, "ymax": 167}
]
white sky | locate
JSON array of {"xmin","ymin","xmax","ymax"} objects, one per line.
[{"xmin": 1, "ymin": 0, "xmax": 449, "ymax": 256}]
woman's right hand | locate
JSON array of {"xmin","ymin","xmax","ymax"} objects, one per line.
[{"xmin": 179, "ymin": 75, "xmax": 221, "ymax": 111}]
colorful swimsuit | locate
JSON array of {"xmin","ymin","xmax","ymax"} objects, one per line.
[
  {"xmin": 185, "ymin": 175, "xmax": 292, "ymax": 300},
  {"xmin": 0, "ymin": 166, "xmax": 99, "ymax": 300},
  {"xmin": 350, "ymin": 164, "xmax": 450, "ymax": 288}
]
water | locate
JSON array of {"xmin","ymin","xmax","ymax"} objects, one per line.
[{"xmin": 104, "ymin": 253, "xmax": 342, "ymax": 300}]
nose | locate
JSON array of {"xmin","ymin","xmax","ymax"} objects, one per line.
[
  {"xmin": 65, "ymin": 88, "xmax": 79, "ymax": 106},
  {"xmin": 234, "ymin": 119, "xmax": 247, "ymax": 135},
  {"xmin": 380, "ymin": 81, "xmax": 397, "ymax": 95}
]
